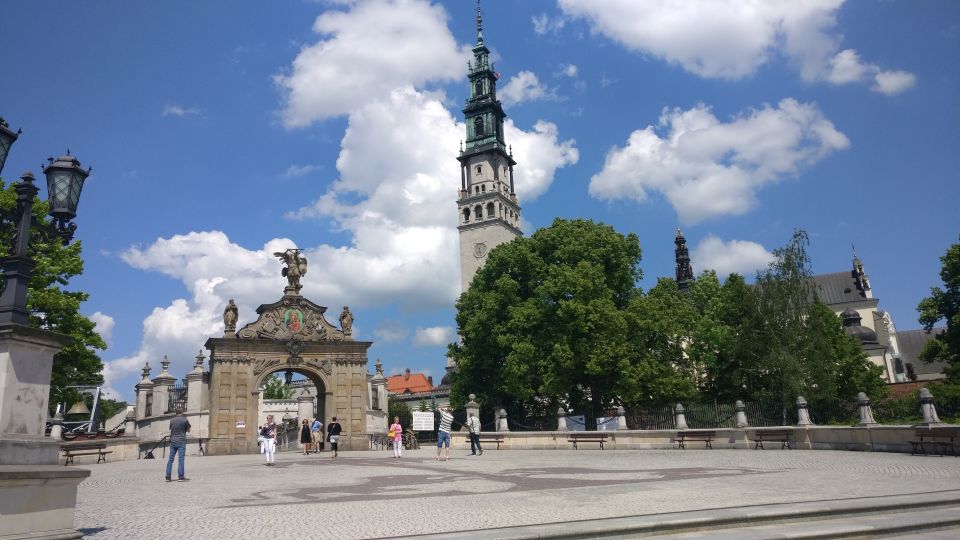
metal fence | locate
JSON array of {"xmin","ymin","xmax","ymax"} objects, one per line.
[{"xmin": 167, "ymin": 382, "xmax": 187, "ymax": 414}]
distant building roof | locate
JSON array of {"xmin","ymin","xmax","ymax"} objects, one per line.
[
  {"xmin": 812, "ymin": 271, "xmax": 869, "ymax": 305},
  {"xmin": 386, "ymin": 368, "xmax": 434, "ymax": 394},
  {"xmin": 898, "ymin": 328, "xmax": 949, "ymax": 379}
]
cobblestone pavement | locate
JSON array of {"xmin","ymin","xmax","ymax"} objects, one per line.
[{"xmin": 74, "ymin": 448, "xmax": 960, "ymax": 539}]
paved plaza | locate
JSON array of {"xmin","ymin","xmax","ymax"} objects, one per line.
[{"xmin": 74, "ymin": 448, "xmax": 960, "ymax": 539}]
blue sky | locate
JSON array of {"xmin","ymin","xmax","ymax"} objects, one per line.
[{"xmin": 1, "ymin": 0, "xmax": 958, "ymax": 402}]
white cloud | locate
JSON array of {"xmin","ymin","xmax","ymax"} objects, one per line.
[
  {"xmin": 588, "ymin": 99, "xmax": 849, "ymax": 225},
  {"xmin": 499, "ymin": 71, "xmax": 551, "ymax": 106},
  {"xmin": 692, "ymin": 235, "xmax": 775, "ymax": 277},
  {"xmin": 558, "ymin": 0, "xmax": 914, "ymax": 93},
  {"xmin": 532, "ymin": 13, "xmax": 565, "ymax": 35},
  {"xmin": 872, "ymin": 70, "xmax": 916, "ymax": 95},
  {"xmin": 275, "ymin": 0, "xmax": 470, "ymax": 125},
  {"xmin": 283, "ymin": 164, "xmax": 319, "ymax": 177},
  {"xmin": 162, "ymin": 105, "xmax": 202, "ymax": 117},
  {"xmin": 413, "ymin": 326, "xmax": 454, "ymax": 347},
  {"xmin": 561, "ymin": 64, "xmax": 578, "ymax": 77},
  {"xmin": 89, "ymin": 311, "xmax": 115, "ymax": 343}
]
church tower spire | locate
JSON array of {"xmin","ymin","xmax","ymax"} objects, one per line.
[
  {"xmin": 457, "ymin": 1, "xmax": 521, "ymax": 292},
  {"xmin": 675, "ymin": 228, "xmax": 694, "ymax": 290}
]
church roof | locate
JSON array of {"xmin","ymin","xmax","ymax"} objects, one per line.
[
  {"xmin": 386, "ymin": 370, "xmax": 434, "ymax": 394},
  {"xmin": 897, "ymin": 328, "xmax": 949, "ymax": 377},
  {"xmin": 812, "ymin": 271, "xmax": 868, "ymax": 305}
]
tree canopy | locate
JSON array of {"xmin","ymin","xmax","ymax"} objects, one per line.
[
  {"xmin": 917, "ymin": 237, "xmax": 960, "ymax": 381},
  {"xmin": 450, "ymin": 222, "xmax": 887, "ymax": 421},
  {"xmin": 0, "ymin": 180, "xmax": 108, "ymax": 414}
]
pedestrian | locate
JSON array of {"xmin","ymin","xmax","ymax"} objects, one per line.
[
  {"xmin": 327, "ymin": 416, "xmax": 342, "ymax": 458},
  {"xmin": 260, "ymin": 414, "xmax": 277, "ymax": 466},
  {"xmin": 165, "ymin": 408, "xmax": 191, "ymax": 482},
  {"xmin": 300, "ymin": 419, "xmax": 312, "ymax": 455},
  {"xmin": 436, "ymin": 406, "xmax": 453, "ymax": 461},
  {"xmin": 311, "ymin": 417, "xmax": 323, "ymax": 453},
  {"xmin": 389, "ymin": 416, "xmax": 404, "ymax": 458},
  {"xmin": 467, "ymin": 412, "xmax": 483, "ymax": 456}
]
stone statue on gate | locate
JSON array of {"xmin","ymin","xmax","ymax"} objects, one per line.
[
  {"xmin": 274, "ymin": 248, "xmax": 308, "ymax": 294},
  {"xmin": 339, "ymin": 306, "xmax": 353, "ymax": 336},
  {"xmin": 223, "ymin": 299, "xmax": 238, "ymax": 335}
]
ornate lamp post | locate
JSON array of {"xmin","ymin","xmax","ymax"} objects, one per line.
[
  {"xmin": 0, "ymin": 149, "xmax": 89, "ymax": 324},
  {"xmin": 0, "ymin": 115, "xmax": 92, "ymax": 539}
]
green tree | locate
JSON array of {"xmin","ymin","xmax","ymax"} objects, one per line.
[
  {"xmin": 0, "ymin": 180, "xmax": 106, "ymax": 414},
  {"xmin": 917, "ymin": 238, "xmax": 960, "ymax": 381},
  {"xmin": 262, "ymin": 374, "xmax": 294, "ymax": 399},
  {"xmin": 451, "ymin": 218, "xmax": 659, "ymax": 418},
  {"xmin": 387, "ymin": 395, "xmax": 411, "ymax": 427}
]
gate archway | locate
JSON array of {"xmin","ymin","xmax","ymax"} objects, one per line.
[{"xmin": 204, "ymin": 294, "xmax": 372, "ymax": 455}]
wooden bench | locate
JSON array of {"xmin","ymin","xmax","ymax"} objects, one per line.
[
  {"xmin": 674, "ymin": 430, "xmax": 715, "ymax": 449},
  {"xmin": 62, "ymin": 442, "xmax": 112, "ymax": 466},
  {"xmin": 568, "ymin": 432, "xmax": 609, "ymax": 449},
  {"xmin": 478, "ymin": 433, "xmax": 505, "ymax": 450},
  {"xmin": 910, "ymin": 427, "xmax": 959, "ymax": 456},
  {"xmin": 752, "ymin": 429, "xmax": 793, "ymax": 450}
]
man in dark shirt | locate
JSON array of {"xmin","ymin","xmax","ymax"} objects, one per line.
[{"xmin": 166, "ymin": 409, "xmax": 191, "ymax": 482}]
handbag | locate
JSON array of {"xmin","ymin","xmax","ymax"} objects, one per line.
[{"xmin": 388, "ymin": 430, "xmax": 395, "ymax": 438}]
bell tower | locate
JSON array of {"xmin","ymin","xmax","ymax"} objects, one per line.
[{"xmin": 457, "ymin": 1, "xmax": 522, "ymax": 292}]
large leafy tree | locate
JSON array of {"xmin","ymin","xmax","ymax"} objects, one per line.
[
  {"xmin": 917, "ymin": 238, "xmax": 960, "ymax": 381},
  {"xmin": 0, "ymin": 180, "xmax": 107, "ymax": 414},
  {"xmin": 261, "ymin": 374, "xmax": 295, "ymax": 400},
  {"xmin": 450, "ymin": 219, "xmax": 657, "ymax": 417}
]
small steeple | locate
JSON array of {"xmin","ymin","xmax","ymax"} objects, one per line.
[
  {"xmin": 675, "ymin": 228, "xmax": 695, "ymax": 290},
  {"xmin": 851, "ymin": 244, "xmax": 872, "ymax": 298}
]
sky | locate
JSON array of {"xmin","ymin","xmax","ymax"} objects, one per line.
[{"xmin": 1, "ymin": 0, "xmax": 958, "ymax": 402}]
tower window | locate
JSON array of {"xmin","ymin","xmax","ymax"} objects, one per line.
[
  {"xmin": 475, "ymin": 81, "xmax": 483, "ymax": 96},
  {"xmin": 476, "ymin": 165, "xmax": 482, "ymax": 175},
  {"xmin": 481, "ymin": 185, "xmax": 486, "ymax": 193},
  {"xmin": 475, "ymin": 205, "xmax": 483, "ymax": 219},
  {"xmin": 475, "ymin": 186, "xmax": 479, "ymax": 194},
  {"xmin": 463, "ymin": 208, "xmax": 470, "ymax": 223},
  {"xmin": 487, "ymin": 202, "xmax": 495, "ymax": 218},
  {"xmin": 474, "ymin": 116, "xmax": 484, "ymax": 136}
]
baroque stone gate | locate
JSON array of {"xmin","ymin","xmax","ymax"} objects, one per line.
[{"xmin": 204, "ymin": 250, "xmax": 373, "ymax": 455}]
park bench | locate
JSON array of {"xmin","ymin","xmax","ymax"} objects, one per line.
[
  {"xmin": 62, "ymin": 442, "xmax": 111, "ymax": 466},
  {"xmin": 478, "ymin": 433, "xmax": 505, "ymax": 450},
  {"xmin": 910, "ymin": 427, "xmax": 959, "ymax": 456},
  {"xmin": 674, "ymin": 430, "xmax": 715, "ymax": 449},
  {"xmin": 751, "ymin": 429, "xmax": 793, "ymax": 450},
  {"xmin": 568, "ymin": 432, "xmax": 609, "ymax": 449}
]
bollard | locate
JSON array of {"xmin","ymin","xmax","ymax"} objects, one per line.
[
  {"xmin": 796, "ymin": 396, "xmax": 814, "ymax": 426},
  {"xmin": 556, "ymin": 407, "xmax": 568, "ymax": 432},
  {"xmin": 497, "ymin": 408, "xmax": 510, "ymax": 432},
  {"xmin": 919, "ymin": 388, "xmax": 942, "ymax": 425},
  {"xmin": 734, "ymin": 400, "xmax": 749, "ymax": 428},
  {"xmin": 49, "ymin": 409, "xmax": 64, "ymax": 440},
  {"xmin": 674, "ymin": 403, "xmax": 688, "ymax": 430},
  {"xmin": 857, "ymin": 392, "xmax": 877, "ymax": 426},
  {"xmin": 616, "ymin": 405, "xmax": 628, "ymax": 430}
]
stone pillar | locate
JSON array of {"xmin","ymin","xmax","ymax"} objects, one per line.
[
  {"xmin": 0, "ymin": 323, "xmax": 90, "ymax": 538},
  {"xmin": 465, "ymin": 394, "xmax": 479, "ymax": 421},
  {"xmin": 920, "ymin": 388, "xmax": 941, "ymax": 425},
  {"xmin": 616, "ymin": 405, "xmax": 628, "ymax": 430},
  {"xmin": 135, "ymin": 363, "xmax": 154, "ymax": 419},
  {"xmin": 674, "ymin": 403, "xmax": 688, "ymax": 430},
  {"xmin": 497, "ymin": 408, "xmax": 510, "ymax": 432},
  {"xmin": 151, "ymin": 356, "xmax": 176, "ymax": 415},
  {"xmin": 185, "ymin": 351, "xmax": 205, "ymax": 414},
  {"xmin": 857, "ymin": 392, "xmax": 877, "ymax": 426},
  {"xmin": 734, "ymin": 400, "xmax": 749, "ymax": 428},
  {"xmin": 796, "ymin": 396, "xmax": 814, "ymax": 426},
  {"xmin": 297, "ymin": 395, "xmax": 314, "ymax": 422},
  {"xmin": 556, "ymin": 407, "xmax": 568, "ymax": 432},
  {"xmin": 124, "ymin": 410, "xmax": 136, "ymax": 436},
  {"xmin": 370, "ymin": 358, "xmax": 387, "ymax": 411}
]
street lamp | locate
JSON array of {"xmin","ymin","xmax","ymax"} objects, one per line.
[{"xmin": 0, "ymin": 116, "xmax": 90, "ymax": 325}]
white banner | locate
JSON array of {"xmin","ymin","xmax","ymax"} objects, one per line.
[
  {"xmin": 565, "ymin": 415, "xmax": 586, "ymax": 431},
  {"xmin": 596, "ymin": 416, "xmax": 617, "ymax": 431},
  {"xmin": 412, "ymin": 411, "xmax": 434, "ymax": 431}
]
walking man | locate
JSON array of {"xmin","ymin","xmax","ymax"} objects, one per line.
[
  {"xmin": 165, "ymin": 409, "xmax": 191, "ymax": 481},
  {"xmin": 436, "ymin": 406, "xmax": 453, "ymax": 461},
  {"xmin": 311, "ymin": 417, "xmax": 323, "ymax": 453},
  {"xmin": 467, "ymin": 412, "xmax": 483, "ymax": 456}
]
